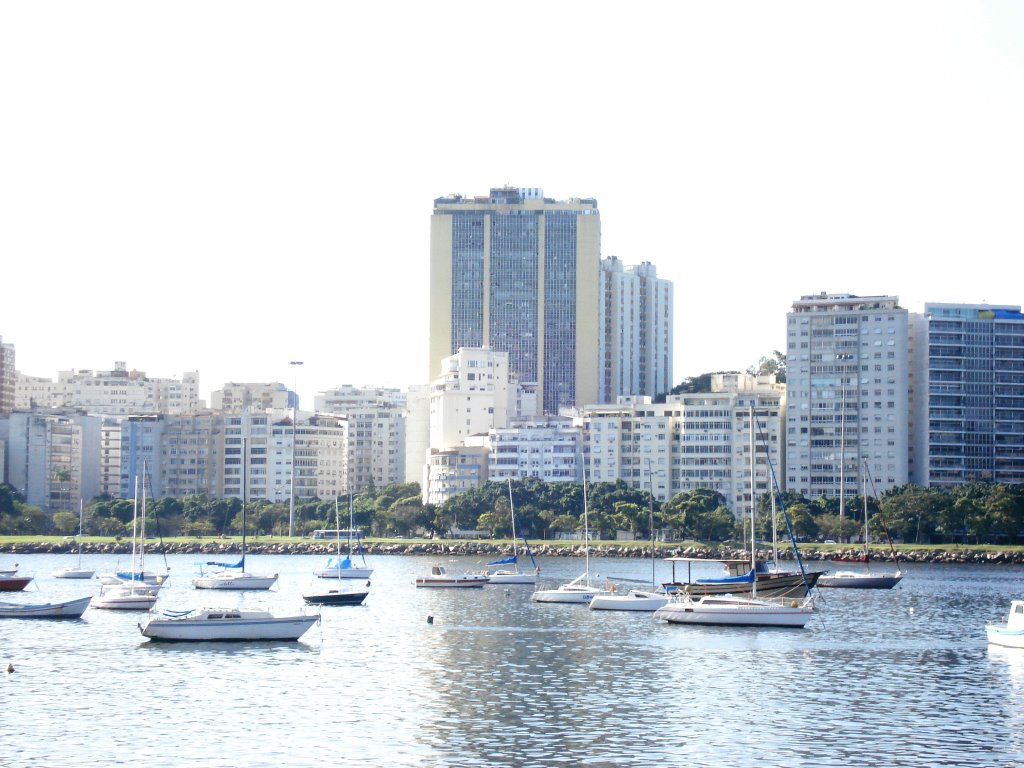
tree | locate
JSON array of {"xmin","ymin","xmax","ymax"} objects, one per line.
[
  {"xmin": 52, "ymin": 511, "xmax": 79, "ymax": 535},
  {"xmin": 747, "ymin": 351, "xmax": 787, "ymax": 383}
]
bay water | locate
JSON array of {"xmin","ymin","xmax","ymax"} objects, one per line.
[{"xmin": 2, "ymin": 552, "xmax": 1022, "ymax": 767}]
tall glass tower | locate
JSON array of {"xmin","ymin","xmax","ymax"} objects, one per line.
[{"xmin": 429, "ymin": 187, "xmax": 600, "ymax": 415}]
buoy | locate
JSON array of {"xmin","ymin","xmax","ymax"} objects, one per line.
[
  {"xmin": 5, "ymin": 663, "xmax": 13, "ymax": 673},
  {"xmin": 426, "ymin": 615, "xmax": 434, "ymax": 624}
]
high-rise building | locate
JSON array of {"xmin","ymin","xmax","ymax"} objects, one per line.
[
  {"xmin": 785, "ymin": 293, "xmax": 910, "ymax": 501},
  {"xmin": 429, "ymin": 186, "xmax": 601, "ymax": 415},
  {"xmin": 212, "ymin": 382, "xmax": 293, "ymax": 412},
  {"xmin": 910, "ymin": 303, "xmax": 1024, "ymax": 487},
  {"xmin": 0, "ymin": 409, "xmax": 102, "ymax": 511},
  {"xmin": 599, "ymin": 256, "xmax": 674, "ymax": 402},
  {"xmin": 0, "ymin": 336, "xmax": 14, "ymax": 413}
]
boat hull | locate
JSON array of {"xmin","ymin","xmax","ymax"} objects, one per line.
[
  {"xmin": 485, "ymin": 570, "xmax": 538, "ymax": 585},
  {"xmin": 531, "ymin": 586, "xmax": 612, "ymax": 604},
  {"xmin": 140, "ymin": 614, "xmax": 318, "ymax": 642},
  {"xmin": 192, "ymin": 574, "xmax": 278, "ymax": 590},
  {"xmin": 589, "ymin": 590, "xmax": 668, "ymax": 612},
  {"xmin": 52, "ymin": 567, "xmax": 95, "ymax": 579},
  {"xmin": 664, "ymin": 570, "xmax": 822, "ymax": 599},
  {"xmin": 303, "ymin": 589, "xmax": 369, "ymax": 606},
  {"xmin": 314, "ymin": 567, "xmax": 374, "ymax": 580},
  {"xmin": 818, "ymin": 572, "xmax": 903, "ymax": 589},
  {"xmin": 654, "ymin": 595, "xmax": 813, "ymax": 628},
  {"xmin": 987, "ymin": 626, "xmax": 1024, "ymax": 649},
  {"xmin": 0, "ymin": 596, "xmax": 92, "ymax": 618},
  {"xmin": 0, "ymin": 577, "xmax": 34, "ymax": 592},
  {"xmin": 415, "ymin": 578, "xmax": 488, "ymax": 588},
  {"xmin": 92, "ymin": 586, "xmax": 159, "ymax": 610}
]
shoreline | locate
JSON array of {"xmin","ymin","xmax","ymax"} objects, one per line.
[{"xmin": 3, "ymin": 539, "xmax": 1024, "ymax": 564}]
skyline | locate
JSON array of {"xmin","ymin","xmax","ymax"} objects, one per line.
[{"xmin": 2, "ymin": 3, "xmax": 1022, "ymax": 408}]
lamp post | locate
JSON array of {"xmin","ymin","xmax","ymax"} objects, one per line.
[{"xmin": 288, "ymin": 360, "xmax": 304, "ymax": 538}]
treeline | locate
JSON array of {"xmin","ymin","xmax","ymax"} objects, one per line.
[{"xmin": 1, "ymin": 479, "xmax": 1023, "ymax": 545}]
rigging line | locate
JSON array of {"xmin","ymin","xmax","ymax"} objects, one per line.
[
  {"xmin": 864, "ymin": 462, "xmax": 901, "ymax": 566},
  {"xmin": 143, "ymin": 465, "xmax": 171, "ymax": 572},
  {"xmin": 752, "ymin": 409, "xmax": 813, "ymax": 595}
]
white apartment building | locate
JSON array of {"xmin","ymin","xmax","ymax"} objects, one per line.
[
  {"xmin": 785, "ymin": 293, "xmax": 910, "ymax": 500},
  {"xmin": 0, "ymin": 409, "xmax": 102, "ymax": 511},
  {"xmin": 0, "ymin": 336, "xmax": 15, "ymax": 413},
  {"xmin": 315, "ymin": 385, "xmax": 407, "ymax": 413},
  {"xmin": 486, "ymin": 417, "xmax": 580, "ymax": 484},
  {"xmin": 425, "ymin": 444, "xmax": 490, "ymax": 506},
  {"xmin": 99, "ymin": 419, "xmax": 122, "ymax": 497},
  {"xmin": 17, "ymin": 362, "xmax": 204, "ymax": 415},
  {"xmin": 212, "ymin": 382, "xmax": 293, "ymax": 413},
  {"xmin": 423, "ymin": 347, "xmax": 536, "ymax": 503},
  {"xmin": 263, "ymin": 413, "xmax": 347, "ymax": 504},
  {"xmin": 580, "ymin": 374, "xmax": 785, "ymax": 514},
  {"xmin": 599, "ymin": 256, "xmax": 674, "ymax": 402}
]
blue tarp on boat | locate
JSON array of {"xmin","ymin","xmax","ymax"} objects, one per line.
[
  {"xmin": 695, "ymin": 569, "xmax": 756, "ymax": 585},
  {"xmin": 487, "ymin": 555, "xmax": 518, "ymax": 567}
]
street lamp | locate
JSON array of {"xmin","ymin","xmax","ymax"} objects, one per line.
[{"xmin": 288, "ymin": 361, "xmax": 304, "ymax": 538}]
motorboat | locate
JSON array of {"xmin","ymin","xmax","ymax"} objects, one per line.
[
  {"xmin": 589, "ymin": 588, "xmax": 669, "ymax": 612},
  {"xmin": 139, "ymin": 607, "xmax": 319, "ymax": 642},
  {"xmin": 654, "ymin": 593, "xmax": 814, "ymax": 628},
  {"xmin": 0, "ymin": 596, "xmax": 92, "ymax": 619},
  {"xmin": 986, "ymin": 600, "xmax": 1024, "ymax": 649},
  {"xmin": 92, "ymin": 583, "xmax": 159, "ymax": 611},
  {"xmin": 415, "ymin": 564, "xmax": 488, "ymax": 588}
]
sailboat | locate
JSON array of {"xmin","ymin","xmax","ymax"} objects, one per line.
[
  {"xmin": 93, "ymin": 473, "xmax": 159, "ymax": 610},
  {"xmin": 98, "ymin": 467, "xmax": 169, "ymax": 586},
  {"xmin": 654, "ymin": 406, "xmax": 814, "ymax": 628},
  {"xmin": 313, "ymin": 496, "xmax": 373, "ymax": 580},
  {"xmin": 193, "ymin": 441, "xmax": 278, "ymax": 590},
  {"xmin": 484, "ymin": 480, "xmax": 540, "ymax": 585},
  {"xmin": 304, "ymin": 496, "xmax": 370, "ymax": 606},
  {"xmin": 531, "ymin": 453, "xmax": 613, "ymax": 604},
  {"xmin": 590, "ymin": 465, "xmax": 668, "ymax": 612},
  {"xmin": 53, "ymin": 500, "xmax": 95, "ymax": 579},
  {"xmin": 819, "ymin": 463, "xmax": 903, "ymax": 589}
]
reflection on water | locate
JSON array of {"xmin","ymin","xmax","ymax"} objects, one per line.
[{"xmin": 2, "ymin": 554, "xmax": 1024, "ymax": 767}]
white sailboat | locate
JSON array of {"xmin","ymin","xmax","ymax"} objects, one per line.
[
  {"xmin": 313, "ymin": 496, "xmax": 373, "ymax": 580},
  {"xmin": 654, "ymin": 406, "xmax": 814, "ymax": 628},
  {"xmin": 193, "ymin": 441, "xmax": 278, "ymax": 590},
  {"xmin": 484, "ymin": 480, "xmax": 540, "ymax": 585},
  {"xmin": 819, "ymin": 463, "xmax": 903, "ymax": 589},
  {"xmin": 139, "ymin": 607, "xmax": 319, "ymax": 642},
  {"xmin": 590, "ymin": 463, "xmax": 668, "ymax": 612},
  {"xmin": 93, "ymin": 474, "xmax": 159, "ymax": 611},
  {"xmin": 531, "ymin": 455, "xmax": 612, "ymax": 604},
  {"xmin": 53, "ymin": 500, "xmax": 94, "ymax": 579}
]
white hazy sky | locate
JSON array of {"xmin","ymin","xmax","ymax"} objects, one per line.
[{"xmin": 2, "ymin": 2, "xmax": 1022, "ymax": 408}]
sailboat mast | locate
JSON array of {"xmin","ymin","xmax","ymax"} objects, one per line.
[
  {"xmin": 335, "ymin": 496, "xmax": 343, "ymax": 583},
  {"xmin": 140, "ymin": 462, "xmax": 147, "ymax": 574},
  {"xmin": 131, "ymin": 474, "xmax": 139, "ymax": 578},
  {"xmin": 838, "ymin": 369, "xmax": 846, "ymax": 543},
  {"xmin": 77, "ymin": 499, "xmax": 84, "ymax": 567},
  {"xmin": 507, "ymin": 479, "xmax": 519, "ymax": 561},
  {"xmin": 583, "ymin": 454, "xmax": 591, "ymax": 583},
  {"xmin": 749, "ymin": 405, "xmax": 756, "ymax": 598},
  {"xmin": 241, "ymin": 437, "xmax": 247, "ymax": 568}
]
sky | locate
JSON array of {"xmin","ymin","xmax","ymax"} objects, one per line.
[{"xmin": 2, "ymin": 2, "xmax": 1022, "ymax": 409}]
